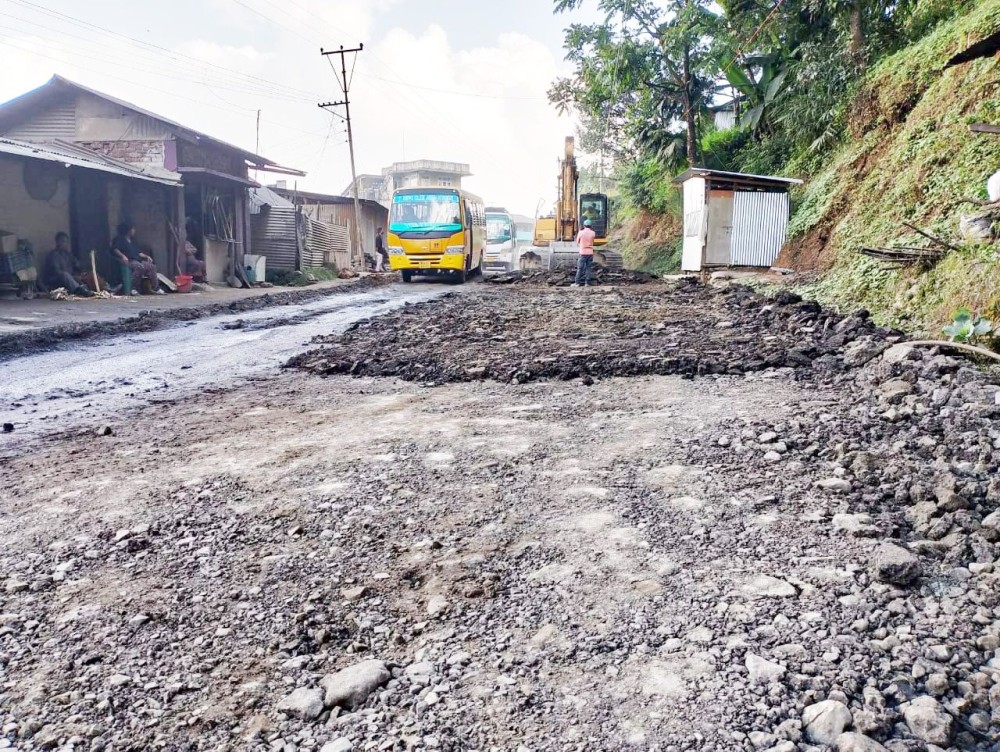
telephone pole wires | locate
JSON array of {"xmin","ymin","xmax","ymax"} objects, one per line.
[{"xmin": 320, "ymin": 43, "xmax": 364, "ymax": 271}]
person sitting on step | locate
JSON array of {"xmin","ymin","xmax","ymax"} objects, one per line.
[
  {"xmin": 111, "ymin": 222, "xmax": 163, "ymax": 295},
  {"xmin": 42, "ymin": 232, "xmax": 93, "ymax": 297}
]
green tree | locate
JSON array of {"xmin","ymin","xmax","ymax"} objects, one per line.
[{"xmin": 550, "ymin": 0, "xmax": 721, "ymax": 167}]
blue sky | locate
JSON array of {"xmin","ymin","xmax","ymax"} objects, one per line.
[{"xmin": 0, "ymin": 0, "xmax": 596, "ymax": 215}]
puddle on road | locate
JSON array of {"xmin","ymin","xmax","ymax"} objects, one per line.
[{"xmin": 0, "ymin": 284, "xmax": 445, "ymax": 440}]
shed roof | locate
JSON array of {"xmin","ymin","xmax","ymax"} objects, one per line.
[
  {"xmin": 270, "ymin": 185, "xmax": 387, "ymax": 212},
  {"xmin": 0, "ymin": 136, "xmax": 181, "ymax": 186},
  {"xmin": 250, "ymin": 185, "xmax": 296, "ymax": 214},
  {"xmin": 0, "ymin": 76, "xmax": 305, "ymax": 176},
  {"xmin": 672, "ymin": 168, "xmax": 802, "ymax": 187}
]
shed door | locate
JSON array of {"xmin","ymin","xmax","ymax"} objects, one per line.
[
  {"xmin": 681, "ymin": 177, "xmax": 706, "ymax": 272},
  {"xmin": 731, "ymin": 190, "xmax": 789, "ymax": 267},
  {"xmin": 705, "ymin": 189, "xmax": 734, "ymax": 266}
]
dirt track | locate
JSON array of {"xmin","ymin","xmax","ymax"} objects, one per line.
[
  {"xmin": 0, "ymin": 276, "xmax": 392, "ymax": 362},
  {"xmin": 1, "ymin": 281, "xmax": 999, "ymax": 752}
]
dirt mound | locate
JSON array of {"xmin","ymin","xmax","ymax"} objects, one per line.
[
  {"xmin": 483, "ymin": 267, "xmax": 661, "ymax": 287},
  {"xmin": 289, "ymin": 281, "xmax": 903, "ymax": 385}
]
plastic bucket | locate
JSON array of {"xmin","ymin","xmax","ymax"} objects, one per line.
[{"xmin": 175, "ymin": 275, "xmax": 193, "ymax": 293}]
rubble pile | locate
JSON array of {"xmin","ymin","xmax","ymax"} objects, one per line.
[
  {"xmin": 660, "ymin": 340, "xmax": 1000, "ymax": 751},
  {"xmin": 483, "ymin": 267, "xmax": 660, "ymax": 286},
  {"xmin": 289, "ymin": 282, "xmax": 901, "ymax": 384}
]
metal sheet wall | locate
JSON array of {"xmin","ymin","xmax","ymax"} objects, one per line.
[
  {"xmin": 304, "ymin": 219, "xmax": 334, "ymax": 268},
  {"xmin": 730, "ymin": 191, "xmax": 789, "ymax": 268},
  {"xmin": 3, "ymin": 102, "xmax": 77, "ymax": 141},
  {"xmin": 250, "ymin": 206, "xmax": 298, "ymax": 271}
]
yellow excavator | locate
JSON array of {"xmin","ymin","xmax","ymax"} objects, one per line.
[{"xmin": 525, "ymin": 136, "xmax": 622, "ymax": 270}]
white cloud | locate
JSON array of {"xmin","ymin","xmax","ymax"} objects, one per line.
[{"xmin": 0, "ymin": 1, "xmax": 575, "ymax": 216}]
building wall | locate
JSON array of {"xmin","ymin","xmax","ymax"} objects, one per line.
[
  {"xmin": 123, "ymin": 181, "xmax": 171, "ymax": 272},
  {"xmin": 79, "ymin": 140, "xmax": 166, "ymax": 170},
  {"xmin": 0, "ymin": 155, "xmax": 71, "ymax": 271},
  {"xmin": 75, "ymin": 93, "xmax": 173, "ymax": 141},
  {"xmin": 2, "ymin": 100, "xmax": 76, "ymax": 141},
  {"xmin": 393, "ymin": 171, "xmax": 462, "ymax": 190},
  {"xmin": 302, "ymin": 202, "xmax": 387, "ymax": 268},
  {"xmin": 178, "ymin": 141, "xmax": 247, "ymax": 178}
]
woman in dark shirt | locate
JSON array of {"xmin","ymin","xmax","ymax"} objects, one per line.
[{"xmin": 111, "ymin": 222, "xmax": 162, "ymax": 295}]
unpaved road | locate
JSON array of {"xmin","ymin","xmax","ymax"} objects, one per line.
[
  {"xmin": 0, "ymin": 283, "xmax": 444, "ymax": 439},
  {"xmin": 0, "ymin": 281, "xmax": 999, "ymax": 752}
]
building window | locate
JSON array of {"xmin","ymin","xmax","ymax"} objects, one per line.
[{"xmin": 439, "ymin": 178, "xmax": 453, "ymax": 187}]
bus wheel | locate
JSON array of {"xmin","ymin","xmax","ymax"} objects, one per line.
[{"xmin": 401, "ymin": 270, "xmax": 413, "ymax": 283}]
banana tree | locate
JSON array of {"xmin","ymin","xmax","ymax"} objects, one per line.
[{"xmin": 722, "ymin": 53, "xmax": 790, "ymax": 134}]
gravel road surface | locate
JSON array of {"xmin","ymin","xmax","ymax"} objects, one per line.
[{"xmin": 1, "ymin": 280, "xmax": 998, "ymax": 752}]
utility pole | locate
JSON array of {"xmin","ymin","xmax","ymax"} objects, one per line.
[
  {"xmin": 255, "ymin": 109, "xmax": 261, "ymax": 183},
  {"xmin": 320, "ymin": 43, "xmax": 364, "ymax": 271}
]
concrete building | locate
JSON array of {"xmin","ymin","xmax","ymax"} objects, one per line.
[
  {"xmin": 383, "ymin": 160, "xmax": 471, "ymax": 193},
  {"xmin": 340, "ymin": 161, "xmax": 472, "ymax": 205},
  {"xmin": 341, "ymin": 174, "xmax": 388, "ymax": 203}
]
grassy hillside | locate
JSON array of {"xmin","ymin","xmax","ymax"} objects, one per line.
[{"xmin": 783, "ymin": 1, "xmax": 1000, "ymax": 333}]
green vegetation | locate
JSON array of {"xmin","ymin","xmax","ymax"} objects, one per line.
[
  {"xmin": 552, "ymin": 0, "xmax": 1000, "ymax": 331},
  {"xmin": 943, "ymin": 307, "xmax": 995, "ymax": 344}
]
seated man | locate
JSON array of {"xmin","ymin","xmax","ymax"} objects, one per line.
[
  {"xmin": 181, "ymin": 240, "xmax": 207, "ymax": 281},
  {"xmin": 42, "ymin": 232, "xmax": 93, "ymax": 297},
  {"xmin": 111, "ymin": 222, "xmax": 163, "ymax": 295}
]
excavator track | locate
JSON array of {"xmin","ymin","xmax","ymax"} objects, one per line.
[{"xmin": 549, "ymin": 243, "xmax": 624, "ymax": 271}]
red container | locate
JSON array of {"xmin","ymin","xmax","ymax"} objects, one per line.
[{"xmin": 175, "ymin": 275, "xmax": 193, "ymax": 293}]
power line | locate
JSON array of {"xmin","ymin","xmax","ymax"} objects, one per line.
[
  {"xmin": 0, "ymin": 37, "xmax": 324, "ymax": 143},
  {"xmin": 5, "ymin": 0, "xmax": 322, "ymax": 101},
  {"xmin": 0, "ymin": 21, "xmax": 317, "ymax": 105}
]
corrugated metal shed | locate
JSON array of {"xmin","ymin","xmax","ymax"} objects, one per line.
[
  {"xmin": 0, "ymin": 137, "xmax": 181, "ymax": 186},
  {"xmin": 250, "ymin": 185, "xmax": 294, "ymax": 214},
  {"xmin": 674, "ymin": 168, "xmax": 800, "ymax": 271},
  {"xmin": 250, "ymin": 206, "xmax": 299, "ymax": 271},
  {"xmin": 730, "ymin": 191, "xmax": 790, "ymax": 267},
  {"xmin": 304, "ymin": 218, "xmax": 350, "ymax": 269}
]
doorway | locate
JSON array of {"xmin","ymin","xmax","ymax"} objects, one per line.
[{"xmin": 69, "ymin": 168, "xmax": 112, "ymax": 281}]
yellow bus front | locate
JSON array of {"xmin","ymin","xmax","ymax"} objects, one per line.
[{"xmin": 387, "ymin": 190, "xmax": 467, "ymax": 274}]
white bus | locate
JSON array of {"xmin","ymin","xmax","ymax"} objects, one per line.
[{"xmin": 483, "ymin": 206, "xmax": 516, "ymax": 275}]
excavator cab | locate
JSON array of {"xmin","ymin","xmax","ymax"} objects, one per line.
[{"xmin": 579, "ymin": 193, "xmax": 609, "ymax": 244}]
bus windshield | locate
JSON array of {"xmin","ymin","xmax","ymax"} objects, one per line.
[
  {"xmin": 390, "ymin": 193, "xmax": 462, "ymax": 234},
  {"xmin": 486, "ymin": 214, "xmax": 513, "ymax": 244}
]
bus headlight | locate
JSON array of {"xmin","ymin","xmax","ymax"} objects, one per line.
[
  {"xmin": 445, "ymin": 246, "xmax": 465, "ymax": 255},
  {"xmin": 388, "ymin": 245, "xmax": 404, "ymax": 256}
]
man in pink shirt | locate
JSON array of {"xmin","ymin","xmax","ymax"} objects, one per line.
[{"xmin": 572, "ymin": 219, "xmax": 596, "ymax": 287}]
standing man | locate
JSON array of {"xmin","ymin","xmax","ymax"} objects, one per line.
[
  {"xmin": 374, "ymin": 227, "xmax": 389, "ymax": 273},
  {"xmin": 572, "ymin": 219, "xmax": 596, "ymax": 287}
]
